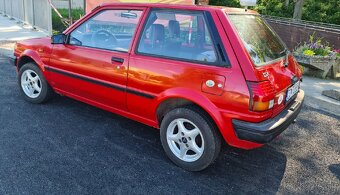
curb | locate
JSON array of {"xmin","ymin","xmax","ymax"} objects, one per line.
[{"xmin": 303, "ymin": 95, "xmax": 340, "ymax": 116}]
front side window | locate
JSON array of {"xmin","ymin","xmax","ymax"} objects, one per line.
[
  {"xmin": 137, "ymin": 10, "xmax": 217, "ymax": 63},
  {"xmin": 69, "ymin": 9, "xmax": 143, "ymax": 52},
  {"xmin": 228, "ymin": 14, "xmax": 286, "ymax": 66}
]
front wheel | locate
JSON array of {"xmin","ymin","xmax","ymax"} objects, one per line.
[
  {"xmin": 18, "ymin": 63, "xmax": 54, "ymax": 103},
  {"xmin": 160, "ymin": 107, "xmax": 221, "ymax": 171}
]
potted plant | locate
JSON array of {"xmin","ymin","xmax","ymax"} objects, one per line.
[{"xmin": 294, "ymin": 33, "xmax": 337, "ymax": 79}]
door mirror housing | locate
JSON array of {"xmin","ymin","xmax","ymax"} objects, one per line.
[{"xmin": 51, "ymin": 34, "xmax": 67, "ymax": 44}]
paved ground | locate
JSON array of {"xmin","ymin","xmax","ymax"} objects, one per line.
[
  {"xmin": 0, "ymin": 13, "xmax": 48, "ymax": 57},
  {"xmin": 0, "ymin": 56, "xmax": 339, "ymax": 194},
  {"xmin": 301, "ymin": 77, "xmax": 340, "ymax": 116},
  {"xmin": 0, "ymin": 14, "xmax": 48, "ymax": 42}
]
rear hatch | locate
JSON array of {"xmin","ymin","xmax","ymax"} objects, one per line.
[{"xmin": 227, "ymin": 14, "xmax": 302, "ymax": 116}]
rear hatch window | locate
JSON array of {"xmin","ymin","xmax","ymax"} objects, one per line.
[
  {"xmin": 228, "ymin": 14, "xmax": 286, "ymax": 67},
  {"xmin": 227, "ymin": 14, "xmax": 302, "ymax": 116}
]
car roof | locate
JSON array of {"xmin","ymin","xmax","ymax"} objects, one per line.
[{"xmin": 98, "ymin": 3, "xmax": 258, "ymax": 14}]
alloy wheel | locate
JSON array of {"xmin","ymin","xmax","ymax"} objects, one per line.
[
  {"xmin": 166, "ymin": 118, "xmax": 205, "ymax": 162},
  {"xmin": 21, "ymin": 69, "xmax": 42, "ymax": 98}
]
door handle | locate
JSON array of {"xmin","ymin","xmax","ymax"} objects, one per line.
[{"xmin": 111, "ymin": 57, "xmax": 124, "ymax": 63}]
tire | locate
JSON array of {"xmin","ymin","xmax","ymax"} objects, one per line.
[
  {"xmin": 160, "ymin": 107, "xmax": 221, "ymax": 171},
  {"xmin": 18, "ymin": 62, "xmax": 54, "ymax": 104}
]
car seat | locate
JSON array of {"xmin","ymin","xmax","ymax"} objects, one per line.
[
  {"xmin": 166, "ymin": 20, "xmax": 182, "ymax": 57},
  {"xmin": 150, "ymin": 24, "xmax": 165, "ymax": 50}
]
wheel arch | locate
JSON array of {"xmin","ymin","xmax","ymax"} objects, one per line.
[
  {"xmin": 17, "ymin": 50, "xmax": 45, "ymax": 71},
  {"xmin": 154, "ymin": 88, "xmax": 227, "ymax": 141}
]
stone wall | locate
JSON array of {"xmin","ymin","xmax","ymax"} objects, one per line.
[{"xmin": 267, "ymin": 21, "xmax": 340, "ymax": 51}]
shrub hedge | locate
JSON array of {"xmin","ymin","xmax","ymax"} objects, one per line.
[
  {"xmin": 52, "ymin": 8, "xmax": 84, "ymax": 34},
  {"xmin": 209, "ymin": 0, "xmax": 340, "ymax": 25}
]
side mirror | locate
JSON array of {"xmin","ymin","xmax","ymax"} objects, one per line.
[{"xmin": 51, "ymin": 34, "xmax": 67, "ymax": 44}]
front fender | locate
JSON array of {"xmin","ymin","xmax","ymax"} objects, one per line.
[{"xmin": 19, "ymin": 49, "xmax": 46, "ymax": 71}]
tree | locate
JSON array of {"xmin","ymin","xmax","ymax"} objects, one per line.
[
  {"xmin": 285, "ymin": 0, "xmax": 290, "ymax": 8},
  {"xmin": 209, "ymin": 0, "xmax": 241, "ymax": 7},
  {"xmin": 209, "ymin": 0, "xmax": 340, "ymax": 25},
  {"xmin": 293, "ymin": 0, "xmax": 305, "ymax": 19}
]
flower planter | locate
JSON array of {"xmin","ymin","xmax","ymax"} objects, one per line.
[
  {"xmin": 333, "ymin": 58, "xmax": 340, "ymax": 79},
  {"xmin": 293, "ymin": 52, "xmax": 337, "ymax": 79}
]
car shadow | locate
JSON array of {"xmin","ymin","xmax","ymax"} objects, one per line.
[
  {"xmin": 43, "ymin": 95, "xmax": 287, "ymax": 194},
  {"xmin": 329, "ymin": 164, "xmax": 340, "ymax": 181}
]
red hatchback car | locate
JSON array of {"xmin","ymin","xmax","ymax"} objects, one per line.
[{"xmin": 11, "ymin": 3, "xmax": 304, "ymax": 171}]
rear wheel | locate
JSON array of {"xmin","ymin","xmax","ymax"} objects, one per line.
[
  {"xmin": 160, "ymin": 107, "xmax": 221, "ymax": 171},
  {"xmin": 18, "ymin": 63, "xmax": 53, "ymax": 103}
]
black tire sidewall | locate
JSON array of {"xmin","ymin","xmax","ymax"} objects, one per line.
[
  {"xmin": 160, "ymin": 107, "xmax": 220, "ymax": 171},
  {"xmin": 18, "ymin": 63, "xmax": 51, "ymax": 104}
]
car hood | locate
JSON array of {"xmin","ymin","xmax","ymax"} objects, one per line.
[{"xmin": 15, "ymin": 37, "xmax": 52, "ymax": 56}]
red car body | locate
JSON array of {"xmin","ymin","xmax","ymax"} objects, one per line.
[{"xmin": 12, "ymin": 3, "xmax": 304, "ymax": 151}]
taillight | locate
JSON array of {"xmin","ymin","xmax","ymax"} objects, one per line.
[{"xmin": 248, "ymin": 81, "xmax": 276, "ymax": 112}]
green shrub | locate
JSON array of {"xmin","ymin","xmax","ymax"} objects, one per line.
[
  {"xmin": 52, "ymin": 8, "xmax": 84, "ymax": 34},
  {"xmin": 209, "ymin": 0, "xmax": 241, "ymax": 7},
  {"xmin": 335, "ymin": 49, "xmax": 340, "ymax": 58},
  {"xmin": 299, "ymin": 65, "xmax": 305, "ymax": 73}
]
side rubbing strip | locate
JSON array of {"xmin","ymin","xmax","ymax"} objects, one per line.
[
  {"xmin": 126, "ymin": 88, "xmax": 155, "ymax": 99},
  {"xmin": 45, "ymin": 66, "xmax": 155, "ymax": 99}
]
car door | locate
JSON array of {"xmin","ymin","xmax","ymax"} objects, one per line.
[
  {"xmin": 128, "ymin": 9, "xmax": 234, "ymax": 120},
  {"xmin": 48, "ymin": 8, "xmax": 144, "ymax": 111}
]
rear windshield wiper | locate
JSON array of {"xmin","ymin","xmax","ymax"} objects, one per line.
[
  {"xmin": 284, "ymin": 49, "xmax": 290, "ymax": 67},
  {"xmin": 280, "ymin": 48, "xmax": 289, "ymax": 67}
]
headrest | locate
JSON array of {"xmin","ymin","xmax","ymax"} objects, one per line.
[
  {"xmin": 150, "ymin": 24, "xmax": 165, "ymax": 43},
  {"xmin": 168, "ymin": 20, "xmax": 180, "ymax": 38}
]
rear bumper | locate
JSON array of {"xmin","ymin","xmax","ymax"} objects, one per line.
[
  {"xmin": 8, "ymin": 55, "xmax": 16, "ymax": 67},
  {"xmin": 232, "ymin": 90, "xmax": 305, "ymax": 144}
]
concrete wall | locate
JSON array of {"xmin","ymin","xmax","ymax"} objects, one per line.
[
  {"xmin": 11, "ymin": 0, "xmax": 25, "ymax": 20},
  {"xmin": 0, "ymin": 0, "xmax": 52, "ymax": 34},
  {"xmin": 0, "ymin": 0, "xmax": 3, "ymax": 15},
  {"xmin": 33, "ymin": 0, "xmax": 52, "ymax": 34},
  {"xmin": 52, "ymin": 0, "xmax": 84, "ymax": 9},
  {"xmin": 24, "ymin": 0, "xmax": 34, "ymax": 25}
]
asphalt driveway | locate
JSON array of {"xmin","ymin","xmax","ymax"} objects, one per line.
[{"xmin": 0, "ymin": 57, "xmax": 339, "ymax": 194}]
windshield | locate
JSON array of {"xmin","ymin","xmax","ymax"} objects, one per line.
[{"xmin": 228, "ymin": 14, "xmax": 286, "ymax": 66}]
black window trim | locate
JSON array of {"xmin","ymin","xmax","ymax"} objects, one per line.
[
  {"xmin": 204, "ymin": 11, "xmax": 231, "ymax": 67},
  {"xmin": 66, "ymin": 8, "xmax": 143, "ymax": 53},
  {"xmin": 134, "ymin": 8, "xmax": 231, "ymax": 67}
]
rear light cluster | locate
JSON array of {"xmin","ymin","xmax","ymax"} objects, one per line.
[{"xmin": 248, "ymin": 81, "xmax": 276, "ymax": 112}]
